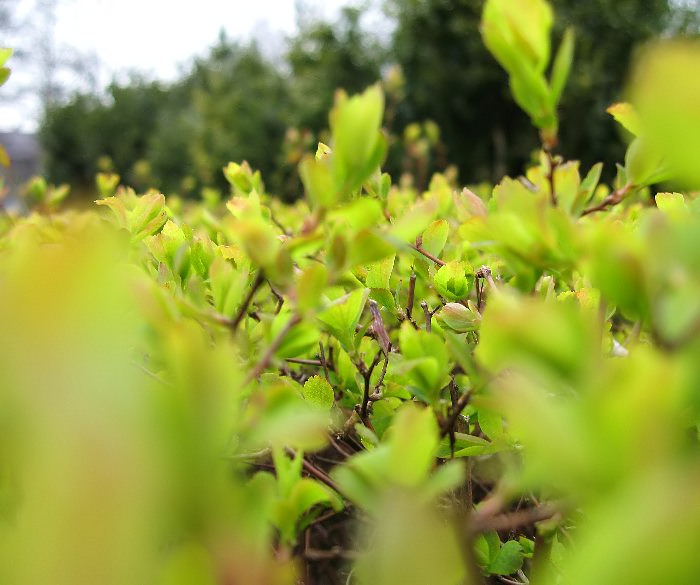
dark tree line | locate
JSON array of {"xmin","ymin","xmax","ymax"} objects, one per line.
[{"xmin": 39, "ymin": 1, "xmax": 699, "ymax": 198}]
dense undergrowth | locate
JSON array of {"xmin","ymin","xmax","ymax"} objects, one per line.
[{"xmin": 2, "ymin": 1, "xmax": 700, "ymax": 584}]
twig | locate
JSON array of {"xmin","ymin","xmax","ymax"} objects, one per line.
[
  {"xmin": 448, "ymin": 377, "xmax": 459, "ymax": 456},
  {"xmin": 476, "ymin": 265, "xmax": 498, "ymax": 293},
  {"xmin": 285, "ymin": 358, "xmax": 324, "ymax": 366},
  {"xmin": 498, "ymin": 577, "xmax": 526, "ymax": 585},
  {"xmin": 286, "ymin": 447, "xmax": 345, "ymax": 497},
  {"xmin": 244, "ymin": 314, "xmax": 301, "ymax": 384},
  {"xmin": 406, "ymin": 271, "xmax": 417, "ymax": 320},
  {"xmin": 581, "ymin": 183, "xmax": 634, "ymax": 216},
  {"xmin": 269, "ymin": 282, "xmax": 285, "ymax": 314},
  {"xmin": 227, "ymin": 447, "xmax": 271, "ymax": 461},
  {"xmin": 410, "ymin": 244, "xmax": 446, "ymax": 266},
  {"xmin": 304, "ymin": 547, "xmax": 359, "ymax": 561},
  {"xmin": 369, "ymin": 350, "xmax": 390, "ymax": 402},
  {"xmin": 360, "ymin": 350, "xmax": 383, "ymax": 421},
  {"xmin": 269, "ymin": 211, "xmax": 290, "ymax": 236},
  {"xmin": 440, "ymin": 386, "xmax": 472, "ymax": 438},
  {"xmin": 471, "ymin": 502, "xmax": 561, "ymax": 534},
  {"xmin": 421, "ymin": 301, "xmax": 432, "ymax": 332},
  {"xmin": 318, "ymin": 341, "xmax": 331, "ymax": 382},
  {"xmin": 368, "ymin": 299, "xmax": 391, "ymax": 355},
  {"xmin": 545, "ymin": 149, "xmax": 558, "ymax": 206},
  {"xmin": 230, "ymin": 271, "xmax": 265, "ymax": 330}
]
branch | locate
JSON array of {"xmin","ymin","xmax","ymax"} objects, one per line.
[
  {"xmin": 369, "ymin": 349, "xmax": 390, "ymax": 402},
  {"xmin": 230, "ymin": 271, "xmax": 265, "ymax": 330},
  {"xmin": 410, "ymin": 243, "xmax": 446, "ymax": 267},
  {"xmin": 544, "ymin": 149, "xmax": 558, "ymax": 207},
  {"xmin": 406, "ymin": 271, "xmax": 417, "ymax": 321},
  {"xmin": 303, "ymin": 547, "xmax": 359, "ymax": 561},
  {"xmin": 244, "ymin": 314, "xmax": 301, "ymax": 385},
  {"xmin": 440, "ymin": 386, "xmax": 472, "ymax": 438},
  {"xmin": 318, "ymin": 341, "xmax": 331, "ymax": 382},
  {"xmin": 421, "ymin": 300, "xmax": 432, "ymax": 332},
  {"xmin": 470, "ymin": 502, "xmax": 562, "ymax": 535},
  {"xmin": 285, "ymin": 358, "xmax": 324, "ymax": 366},
  {"xmin": 360, "ymin": 350, "xmax": 383, "ymax": 421},
  {"xmin": 285, "ymin": 447, "xmax": 345, "ymax": 497},
  {"xmin": 581, "ymin": 183, "xmax": 634, "ymax": 217},
  {"xmin": 368, "ymin": 299, "xmax": 391, "ymax": 355}
]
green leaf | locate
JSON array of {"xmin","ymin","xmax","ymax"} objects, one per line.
[
  {"xmin": 421, "ymin": 220, "xmax": 449, "ymax": 257},
  {"xmin": 478, "ymin": 408, "xmax": 505, "ymax": 441},
  {"xmin": 488, "ymin": 540, "xmax": 524, "ymax": 575},
  {"xmin": 433, "ymin": 261, "xmax": 473, "ymax": 302},
  {"xmin": 233, "ymin": 217, "xmax": 280, "ymax": 267},
  {"xmin": 655, "ymin": 192, "xmax": 688, "ymax": 219},
  {"xmin": 385, "ymin": 406, "xmax": 440, "ymax": 487},
  {"xmin": 299, "ymin": 153, "xmax": 335, "ymax": 208},
  {"xmin": 476, "ymin": 293, "xmax": 596, "ymax": 382},
  {"xmin": 574, "ymin": 161, "xmax": 603, "ymax": 214},
  {"xmin": 302, "ymin": 376, "xmax": 335, "ymax": 411},
  {"xmin": 270, "ymin": 311, "xmax": 320, "ymax": 359},
  {"xmin": 297, "ymin": 263, "xmax": 328, "ymax": 313},
  {"xmin": 129, "ymin": 192, "xmax": 168, "ymax": 239},
  {"xmin": 388, "ymin": 197, "xmax": 438, "ymax": 242},
  {"xmin": 629, "ymin": 40, "xmax": 700, "ymax": 187},
  {"xmin": 328, "ymin": 198, "xmax": 383, "ymax": 231},
  {"xmin": 607, "ymin": 102, "xmax": 642, "ymax": 137},
  {"xmin": 317, "ymin": 287, "xmax": 369, "ymax": 351},
  {"xmin": 398, "ymin": 323, "xmax": 450, "ymax": 402},
  {"xmin": 549, "ymin": 27, "xmax": 575, "ymax": 107},
  {"xmin": 365, "ymin": 254, "xmax": 395, "ymax": 290},
  {"xmin": 519, "ymin": 537, "xmax": 535, "ymax": 558},
  {"xmin": 330, "ymin": 84, "xmax": 386, "ymax": 195},
  {"xmin": 624, "ymin": 137, "xmax": 670, "ymax": 187},
  {"xmin": 482, "ymin": 0, "xmax": 553, "ymax": 73},
  {"xmin": 209, "ymin": 256, "xmax": 249, "ymax": 316},
  {"xmin": 347, "ymin": 230, "xmax": 395, "ymax": 267},
  {"xmin": 0, "ymin": 48, "xmax": 12, "ymax": 68}
]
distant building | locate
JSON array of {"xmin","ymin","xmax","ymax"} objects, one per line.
[{"xmin": 0, "ymin": 131, "xmax": 40, "ymax": 204}]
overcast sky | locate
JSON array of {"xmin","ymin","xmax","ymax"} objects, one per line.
[{"xmin": 1, "ymin": 0, "xmax": 355, "ymax": 131}]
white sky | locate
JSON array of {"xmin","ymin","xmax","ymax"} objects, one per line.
[{"xmin": 1, "ymin": 0, "xmax": 354, "ymax": 131}]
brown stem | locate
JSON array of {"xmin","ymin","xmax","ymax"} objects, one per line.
[
  {"xmin": 244, "ymin": 314, "xmax": 301, "ymax": 384},
  {"xmin": 581, "ymin": 183, "xmax": 634, "ymax": 217},
  {"xmin": 285, "ymin": 358, "xmax": 324, "ymax": 366},
  {"xmin": 369, "ymin": 349, "xmax": 390, "ymax": 402},
  {"xmin": 410, "ymin": 244, "xmax": 446, "ymax": 267},
  {"xmin": 285, "ymin": 447, "xmax": 345, "ymax": 497},
  {"xmin": 360, "ymin": 350, "xmax": 383, "ymax": 421},
  {"xmin": 421, "ymin": 301, "xmax": 432, "ymax": 332},
  {"xmin": 303, "ymin": 548, "xmax": 359, "ymax": 561},
  {"xmin": 470, "ymin": 502, "xmax": 561, "ymax": 534},
  {"xmin": 368, "ymin": 299, "xmax": 392, "ymax": 355},
  {"xmin": 406, "ymin": 271, "xmax": 417, "ymax": 320},
  {"xmin": 545, "ymin": 149, "xmax": 558, "ymax": 206},
  {"xmin": 440, "ymin": 386, "xmax": 472, "ymax": 438},
  {"xmin": 269, "ymin": 282, "xmax": 285, "ymax": 314},
  {"xmin": 318, "ymin": 341, "xmax": 331, "ymax": 382},
  {"xmin": 230, "ymin": 271, "xmax": 264, "ymax": 330}
]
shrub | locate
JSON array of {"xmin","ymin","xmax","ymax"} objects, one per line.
[{"xmin": 1, "ymin": 1, "xmax": 700, "ymax": 584}]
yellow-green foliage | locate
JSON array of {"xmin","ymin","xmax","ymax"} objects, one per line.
[{"xmin": 1, "ymin": 4, "xmax": 700, "ymax": 584}]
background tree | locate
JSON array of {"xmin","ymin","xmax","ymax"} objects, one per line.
[
  {"xmin": 182, "ymin": 36, "xmax": 291, "ymax": 193},
  {"xmin": 37, "ymin": 0, "xmax": 699, "ymax": 197},
  {"xmin": 387, "ymin": 0, "xmax": 699, "ymax": 183},
  {"xmin": 286, "ymin": 6, "xmax": 384, "ymax": 133}
]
